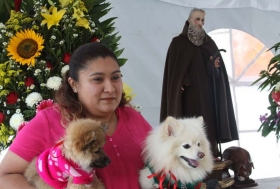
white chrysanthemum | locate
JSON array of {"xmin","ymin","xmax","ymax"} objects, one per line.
[
  {"xmin": 34, "ymin": 69, "xmax": 41, "ymax": 76},
  {"xmin": 9, "ymin": 113, "xmax": 25, "ymax": 130},
  {"xmin": 276, "ymin": 81, "xmax": 280, "ymax": 91},
  {"xmin": 7, "ymin": 32, "xmax": 13, "ymax": 37},
  {"xmin": 61, "ymin": 65, "xmax": 69, "ymax": 77},
  {"xmin": 47, "ymin": 76, "xmax": 62, "ymax": 90},
  {"xmin": 25, "ymin": 92, "xmax": 43, "ymax": 107}
]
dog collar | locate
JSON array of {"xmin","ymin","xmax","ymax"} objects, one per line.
[{"xmin": 146, "ymin": 164, "xmax": 202, "ymax": 189}]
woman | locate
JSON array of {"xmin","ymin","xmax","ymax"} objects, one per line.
[{"xmin": 0, "ymin": 42, "xmax": 152, "ymax": 189}]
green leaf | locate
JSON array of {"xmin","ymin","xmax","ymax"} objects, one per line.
[
  {"xmin": 90, "ymin": 2, "xmax": 111, "ymax": 14},
  {"xmin": 118, "ymin": 58, "xmax": 127, "ymax": 67},
  {"xmin": 100, "ymin": 17, "xmax": 117, "ymax": 28},
  {"xmin": 0, "ymin": 0, "xmax": 12, "ymax": 23},
  {"xmin": 258, "ymin": 123, "xmax": 264, "ymax": 132},
  {"xmin": 114, "ymin": 48, "xmax": 124, "ymax": 58},
  {"xmin": 82, "ymin": 0, "xmax": 96, "ymax": 11},
  {"xmin": 57, "ymin": 49, "xmax": 61, "ymax": 56},
  {"xmin": 276, "ymin": 125, "xmax": 280, "ymax": 136},
  {"xmin": 20, "ymin": 0, "xmax": 34, "ymax": 14},
  {"xmin": 261, "ymin": 121, "xmax": 275, "ymax": 137},
  {"xmin": 267, "ymin": 42, "xmax": 280, "ymax": 52},
  {"xmin": 251, "ymin": 75, "xmax": 266, "ymax": 86}
]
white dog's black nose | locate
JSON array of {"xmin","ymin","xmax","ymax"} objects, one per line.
[{"xmin": 198, "ymin": 152, "xmax": 205, "ymax": 159}]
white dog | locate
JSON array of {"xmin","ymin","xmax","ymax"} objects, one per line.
[{"xmin": 139, "ymin": 116, "xmax": 213, "ymax": 189}]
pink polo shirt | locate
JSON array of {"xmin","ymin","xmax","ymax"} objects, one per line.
[{"xmin": 10, "ymin": 105, "xmax": 152, "ymax": 189}]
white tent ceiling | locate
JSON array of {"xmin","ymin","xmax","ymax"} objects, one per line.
[{"xmin": 160, "ymin": 0, "xmax": 280, "ymax": 12}]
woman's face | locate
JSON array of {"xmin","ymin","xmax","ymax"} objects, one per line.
[{"xmin": 69, "ymin": 57, "xmax": 123, "ymax": 118}]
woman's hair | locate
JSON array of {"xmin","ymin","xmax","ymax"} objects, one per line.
[{"xmin": 55, "ymin": 42, "xmax": 129, "ymax": 123}]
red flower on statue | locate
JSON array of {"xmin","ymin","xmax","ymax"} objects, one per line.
[
  {"xmin": 6, "ymin": 91, "xmax": 18, "ymax": 104},
  {"xmin": 63, "ymin": 53, "xmax": 71, "ymax": 64},
  {"xmin": 25, "ymin": 77, "xmax": 35, "ymax": 87},
  {"xmin": 0, "ymin": 112, "xmax": 5, "ymax": 123}
]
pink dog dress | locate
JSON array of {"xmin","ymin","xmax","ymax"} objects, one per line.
[{"xmin": 36, "ymin": 145, "xmax": 95, "ymax": 189}]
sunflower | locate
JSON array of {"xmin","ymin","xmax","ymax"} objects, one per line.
[{"xmin": 7, "ymin": 29, "xmax": 44, "ymax": 66}]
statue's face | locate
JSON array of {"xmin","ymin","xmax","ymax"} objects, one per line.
[
  {"xmin": 238, "ymin": 162, "xmax": 253, "ymax": 178},
  {"xmin": 188, "ymin": 11, "xmax": 205, "ymax": 30}
]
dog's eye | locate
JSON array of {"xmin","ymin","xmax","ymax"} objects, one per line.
[
  {"xmin": 94, "ymin": 148, "xmax": 100, "ymax": 154},
  {"xmin": 183, "ymin": 144, "xmax": 190, "ymax": 149},
  {"xmin": 197, "ymin": 143, "xmax": 200, "ymax": 147}
]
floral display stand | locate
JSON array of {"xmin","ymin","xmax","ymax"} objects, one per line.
[
  {"xmin": 253, "ymin": 41, "xmax": 280, "ymax": 142},
  {"xmin": 0, "ymin": 0, "xmax": 129, "ymax": 151}
]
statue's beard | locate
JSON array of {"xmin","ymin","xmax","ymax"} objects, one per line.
[{"xmin": 187, "ymin": 23, "xmax": 206, "ymax": 46}]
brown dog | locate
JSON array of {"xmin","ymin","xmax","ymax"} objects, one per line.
[
  {"xmin": 222, "ymin": 146, "xmax": 254, "ymax": 181},
  {"xmin": 24, "ymin": 118, "xmax": 111, "ymax": 189}
]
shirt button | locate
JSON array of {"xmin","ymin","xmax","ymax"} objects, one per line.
[
  {"xmin": 109, "ymin": 138, "xmax": 112, "ymax": 141},
  {"xmin": 117, "ymin": 153, "xmax": 120, "ymax": 156}
]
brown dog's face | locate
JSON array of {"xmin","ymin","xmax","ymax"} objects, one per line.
[
  {"xmin": 237, "ymin": 162, "xmax": 253, "ymax": 179},
  {"xmin": 63, "ymin": 119, "xmax": 111, "ymax": 171}
]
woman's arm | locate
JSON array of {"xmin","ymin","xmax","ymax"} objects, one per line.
[{"xmin": 0, "ymin": 150, "xmax": 35, "ymax": 189}]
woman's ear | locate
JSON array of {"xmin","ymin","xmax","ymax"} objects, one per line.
[{"xmin": 68, "ymin": 77, "xmax": 78, "ymax": 92}]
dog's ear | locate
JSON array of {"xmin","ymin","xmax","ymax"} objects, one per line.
[
  {"xmin": 250, "ymin": 162, "xmax": 254, "ymax": 169},
  {"xmin": 101, "ymin": 123, "xmax": 109, "ymax": 132},
  {"xmin": 164, "ymin": 116, "xmax": 180, "ymax": 136},
  {"xmin": 197, "ymin": 116, "xmax": 204, "ymax": 123},
  {"xmin": 82, "ymin": 133, "xmax": 97, "ymax": 151}
]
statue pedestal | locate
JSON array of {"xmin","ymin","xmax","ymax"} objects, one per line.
[
  {"xmin": 202, "ymin": 160, "xmax": 234, "ymax": 189},
  {"xmin": 231, "ymin": 177, "xmax": 258, "ymax": 188}
]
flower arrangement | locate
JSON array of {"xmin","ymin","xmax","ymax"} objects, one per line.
[
  {"xmin": 253, "ymin": 41, "xmax": 280, "ymax": 142},
  {"xmin": 0, "ymin": 0, "xmax": 127, "ymax": 151}
]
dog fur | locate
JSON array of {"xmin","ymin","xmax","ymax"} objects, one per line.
[
  {"xmin": 24, "ymin": 118, "xmax": 110, "ymax": 189},
  {"xmin": 139, "ymin": 116, "xmax": 213, "ymax": 189}
]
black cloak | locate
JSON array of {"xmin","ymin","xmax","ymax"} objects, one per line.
[{"xmin": 160, "ymin": 21, "xmax": 239, "ymax": 157}]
